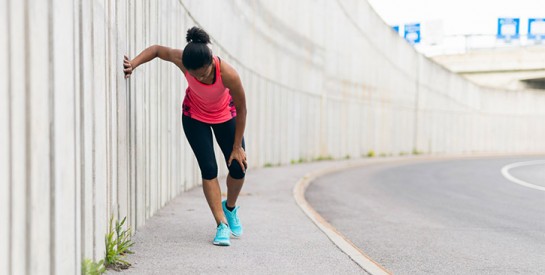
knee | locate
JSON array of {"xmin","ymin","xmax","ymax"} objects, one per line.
[
  {"xmin": 228, "ymin": 161, "xmax": 246, "ymax": 179},
  {"xmin": 200, "ymin": 161, "xmax": 218, "ymax": 180}
]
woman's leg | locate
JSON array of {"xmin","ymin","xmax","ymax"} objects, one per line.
[
  {"xmin": 182, "ymin": 115, "xmax": 226, "ymax": 226},
  {"xmin": 212, "ymin": 117, "xmax": 246, "ymax": 207},
  {"xmin": 225, "ymin": 176, "xmax": 244, "ymax": 208},
  {"xmin": 201, "ymin": 178, "xmax": 227, "ymax": 226}
]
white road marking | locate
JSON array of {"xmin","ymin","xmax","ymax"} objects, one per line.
[{"xmin": 501, "ymin": 160, "xmax": 545, "ymax": 192}]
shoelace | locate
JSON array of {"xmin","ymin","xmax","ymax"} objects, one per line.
[
  {"xmin": 218, "ymin": 224, "xmax": 230, "ymax": 236},
  {"xmin": 232, "ymin": 208, "xmax": 240, "ymax": 224}
]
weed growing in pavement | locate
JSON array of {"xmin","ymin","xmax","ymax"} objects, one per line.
[
  {"xmin": 105, "ymin": 215, "xmax": 134, "ymax": 271},
  {"xmin": 314, "ymin": 155, "xmax": 334, "ymax": 161},
  {"xmin": 82, "ymin": 258, "xmax": 106, "ymax": 275},
  {"xmin": 290, "ymin": 158, "xmax": 307, "ymax": 165}
]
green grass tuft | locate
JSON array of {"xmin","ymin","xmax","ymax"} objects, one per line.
[
  {"xmin": 82, "ymin": 259, "xmax": 106, "ymax": 275},
  {"xmin": 105, "ymin": 215, "xmax": 135, "ymax": 271},
  {"xmin": 314, "ymin": 155, "xmax": 334, "ymax": 161}
]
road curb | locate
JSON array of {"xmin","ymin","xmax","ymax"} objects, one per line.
[{"xmin": 293, "ymin": 158, "xmax": 397, "ymax": 275}]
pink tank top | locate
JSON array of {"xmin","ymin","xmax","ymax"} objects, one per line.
[{"xmin": 182, "ymin": 56, "xmax": 236, "ymax": 124}]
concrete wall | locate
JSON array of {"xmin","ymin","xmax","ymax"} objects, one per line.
[
  {"xmin": 2, "ymin": 1, "xmax": 194, "ymax": 274},
  {"xmin": 2, "ymin": 0, "xmax": 545, "ymax": 274}
]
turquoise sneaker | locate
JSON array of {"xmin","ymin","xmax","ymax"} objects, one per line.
[
  {"xmin": 213, "ymin": 222, "xmax": 230, "ymax": 246},
  {"xmin": 222, "ymin": 200, "xmax": 243, "ymax": 237}
]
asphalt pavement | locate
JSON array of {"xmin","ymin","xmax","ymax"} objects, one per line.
[{"xmin": 307, "ymin": 155, "xmax": 545, "ymax": 275}]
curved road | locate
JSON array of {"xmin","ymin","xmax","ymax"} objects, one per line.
[{"xmin": 306, "ymin": 156, "xmax": 545, "ymax": 274}]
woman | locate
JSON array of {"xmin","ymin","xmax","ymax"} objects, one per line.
[{"xmin": 123, "ymin": 27, "xmax": 247, "ymax": 246}]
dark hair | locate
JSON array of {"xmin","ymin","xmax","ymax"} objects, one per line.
[{"xmin": 182, "ymin": 27, "xmax": 213, "ymax": 70}]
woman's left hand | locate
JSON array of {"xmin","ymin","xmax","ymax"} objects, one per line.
[{"xmin": 228, "ymin": 147, "xmax": 247, "ymax": 173}]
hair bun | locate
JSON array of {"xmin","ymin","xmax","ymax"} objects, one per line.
[{"xmin": 186, "ymin": 26, "xmax": 211, "ymax": 44}]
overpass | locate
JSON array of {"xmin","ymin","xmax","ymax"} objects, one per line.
[
  {"xmin": 431, "ymin": 46, "xmax": 545, "ymax": 90},
  {"xmin": 2, "ymin": 0, "xmax": 545, "ymax": 274}
]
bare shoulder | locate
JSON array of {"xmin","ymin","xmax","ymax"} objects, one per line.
[
  {"xmin": 219, "ymin": 58, "xmax": 241, "ymax": 86},
  {"xmin": 169, "ymin": 48, "xmax": 183, "ymax": 60},
  {"xmin": 169, "ymin": 48, "xmax": 186, "ymax": 73}
]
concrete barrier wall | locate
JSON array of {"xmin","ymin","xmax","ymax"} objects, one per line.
[
  {"xmin": 2, "ymin": 0, "xmax": 545, "ymax": 274},
  {"xmin": 2, "ymin": 1, "xmax": 195, "ymax": 274}
]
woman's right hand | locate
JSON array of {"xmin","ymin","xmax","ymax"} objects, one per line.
[{"xmin": 123, "ymin": 55, "xmax": 133, "ymax": 79}]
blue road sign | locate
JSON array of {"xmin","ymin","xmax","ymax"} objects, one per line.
[
  {"xmin": 404, "ymin": 23, "xmax": 421, "ymax": 44},
  {"xmin": 497, "ymin": 18, "xmax": 520, "ymax": 40},
  {"xmin": 392, "ymin": 25, "xmax": 399, "ymax": 33},
  {"xmin": 528, "ymin": 18, "xmax": 545, "ymax": 40}
]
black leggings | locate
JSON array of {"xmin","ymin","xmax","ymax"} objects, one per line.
[{"xmin": 182, "ymin": 115, "xmax": 246, "ymax": 180}]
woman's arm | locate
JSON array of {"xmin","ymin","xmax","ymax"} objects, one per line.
[
  {"xmin": 221, "ymin": 60, "xmax": 248, "ymax": 171},
  {"xmin": 124, "ymin": 45, "xmax": 186, "ymax": 78}
]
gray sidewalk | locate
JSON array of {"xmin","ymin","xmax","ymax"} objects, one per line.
[{"xmin": 112, "ymin": 160, "xmax": 368, "ymax": 275}]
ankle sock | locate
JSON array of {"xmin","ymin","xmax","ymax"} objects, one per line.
[{"xmin": 226, "ymin": 204, "xmax": 235, "ymax": 212}]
